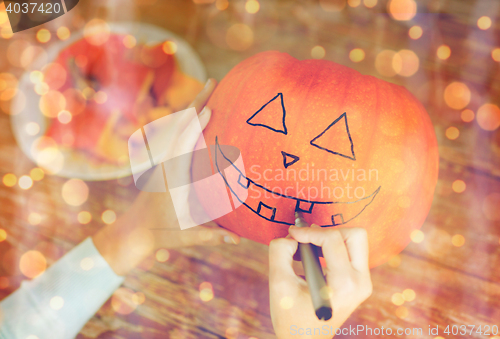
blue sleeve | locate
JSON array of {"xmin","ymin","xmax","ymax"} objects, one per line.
[{"xmin": 0, "ymin": 237, "xmax": 125, "ymax": 339}]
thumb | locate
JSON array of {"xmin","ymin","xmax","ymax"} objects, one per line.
[{"xmin": 269, "ymin": 237, "xmax": 299, "ymax": 286}]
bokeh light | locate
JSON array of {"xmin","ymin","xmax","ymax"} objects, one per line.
[
  {"xmin": 477, "ymin": 16, "xmax": 491, "ymax": 30},
  {"xmin": 245, "ymin": 0, "xmax": 260, "ymax": 13},
  {"xmin": 348, "ymin": 0, "xmax": 361, "ymax": 7},
  {"xmin": 39, "ymin": 90, "xmax": 66, "ymax": 118},
  {"xmin": 388, "ymin": 255, "xmax": 401, "ymax": 267},
  {"xmin": 61, "ymin": 179, "xmax": 89, "ymax": 206},
  {"xmin": 83, "ymin": 18, "xmax": 110, "ymax": 46},
  {"xmin": 28, "ymin": 212, "xmax": 42, "ymax": 226},
  {"xmin": 451, "ymin": 234, "xmax": 465, "ymax": 247},
  {"xmin": 393, "ymin": 49, "xmax": 419, "ymax": 77},
  {"xmin": 437, "ymin": 45, "xmax": 451, "ymax": 60},
  {"xmin": 311, "ymin": 45, "xmax": 326, "ymax": 59},
  {"xmin": 445, "ymin": 126, "xmax": 459, "ymax": 140},
  {"xmin": 395, "ymin": 306, "xmax": 409, "ymax": 318},
  {"xmin": 409, "ymin": 25, "xmax": 422, "ymax": 39},
  {"xmin": 226, "ymin": 24, "xmax": 254, "ymax": 51},
  {"xmin": 50, "ymin": 296, "xmax": 64, "ymax": 310},
  {"xmin": 0, "ymin": 229, "xmax": 7, "ymax": 242},
  {"xmin": 162, "ymin": 41, "xmax": 177, "ymax": 55},
  {"xmin": 77, "ymin": 211, "xmax": 92, "ymax": 224},
  {"xmin": 18, "ymin": 175, "xmax": 33, "ymax": 190},
  {"xmin": 443, "ymin": 82, "xmax": 471, "ymax": 110},
  {"xmin": 375, "ymin": 50, "xmax": 397, "ymax": 77},
  {"xmin": 132, "ymin": 292, "xmax": 145, "ymax": 305},
  {"xmin": 2, "ymin": 173, "xmax": 17, "ymax": 187},
  {"xmin": 57, "ymin": 110, "xmax": 72, "ymax": 124},
  {"xmin": 123, "ymin": 35, "xmax": 136, "ymax": 49},
  {"xmin": 492, "ymin": 48, "xmax": 500, "ymax": 62},
  {"xmin": 391, "ymin": 293, "xmax": 405, "ymax": 305},
  {"xmin": 402, "ymin": 289, "xmax": 416, "ymax": 301},
  {"xmin": 349, "ymin": 48, "xmax": 365, "ymax": 62},
  {"xmin": 36, "ymin": 29, "xmax": 51, "ymax": 43},
  {"xmin": 461, "ymin": 109, "xmax": 475, "ymax": 122},
  {"xmin": 410, "ymin": 230, "xmax": 424, "ymax": 243},
  {"xmin": 215, "ymin": 0, "xmax": 228, "ymax": 10},
  {"xmin": 452, "ymin": 180, "xmax": 466, "ymax": 193},
  {"xmin": 476, "ymin": 103, "xmax": 500, "ymax": 131},
  {"xmin": 25, "ymin": 122, "xmax": 40, "ymax": 136},
  {"xmin": 56, "ymin": 27, "xmax": 70, "ymax": 41},
  {"xmin": 387, "ymin": 0, "xmax": 417, "ymax": 21},
  {"xmin": 111, "ymin": 288, "xmax": 137, "ymax": 315},
  {"xmin": 155, "ymin": 249, "xmax": 170, "ymax": 262},
  {"xmin": 102, "ymin": 210, "xmax": 117, "ymax": 224},
  {"xmin": 200, "ymin": 282, "xmax": 214, "ymax": 302},
  {"xmin": 94, "ymin": 91, "xmax": 107, "ymax": 104},
  {"xmin": 319, "ymin": 0, "xmax": 346, "ymax": 12},
  {"xmin": 363, "ymin": 0, "xmax": 377, "ymax": 7},
  {"xmin": 35, "ymin": 145, "xmax": 64, "ymax": 175},
  {"xmin": 19, "ymin": 250, "xmax": 46, "ymax": 278},
  {"xmin": 482, "ymin": 193, "xmax": 500, "ymax": 221}
]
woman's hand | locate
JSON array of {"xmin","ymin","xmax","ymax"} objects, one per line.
[
  {"xmin": 269, "ymin": 226, "xmax": 373, "ymax": 338},
  {"xmin": 93, "ymin": 79, "xmax": 240, "ymax": 276}
]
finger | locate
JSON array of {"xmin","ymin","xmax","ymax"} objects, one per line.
[
  {"xmin": 337, "ymin": 228, "xmax": 370, "ymax": 273},
  {"xmin": 188, "ymin": 78, "xmax": 217, "ymax": 114},
  {"xmin": 269, "ymin": 238, "xmax": 299, "ymax": 286},
  {"xmin": 289, "ymin": 226, "xmax": 351, "ymax": 274},
  {"xmin": 198, "ymin": 106, "xmax": 212, "ymax": 130}
]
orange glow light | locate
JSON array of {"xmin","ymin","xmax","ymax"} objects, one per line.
[
  {"xmin": 477, "ymin": 103, "xmax": 500, "ymax": 131},
  {"xmin": 2, "ymin": 173, "xmax": 16, "ymax": 187},
  {"xmin": 375, "ymin": 50, "xmax": 397, "ymax": 77},
  {"xmin": 393, "ymin": 49, "xmax": 419, "ymax": 77},
  {"xmin": 461, "ymin": 109, "xmax": 475, "ymax": 122},
  {"xmin": 36, "ymin": 29, "xmax": 51, "ymax": 43},
  {"xmin": 437, "ymin": 45, "xmax": 451, "ymax": 60},
  {"xmin": 61, "ymin": 179, "xmax": 89, "ymax": 206},
  {"xmin": 18, "ymin": 175, "xmax": 33, "ymax": 190},
  {"xmin": 363, "ymin": 0, "xmax": 377, "ymax": 8},
  {"xmin": 155, "ymin": 249, "xmax": 170, "ymax": 262},
  {"xmin": 477, "ymin": 16, "xmax": 492, "ymax": 30},
  {"xmin": 215, "ymin": 0, "xmax": 229, "ymax": 10},
  {"xmin": 102, "ymin": 210, "xmax": 117, "ymax": 224},
  {"xmin": 349, "ymin": 48, "xmax": 365, "ymax": 62},
  {"xmin": 162, "ymin": 41, "xmax": 177, "ymax": 55},
  {"xmin": 56, "ymin": 27, "xmax": 70, "ymax": 41},
  {"xmin": 409, "ymin": 25, "xmax": 422, "ymax": 39},
  {"xmin": 123, "ymin": 35, "xmax": 136, "ymax": 49},
  {"xmin": 451, "ymin": 234, "xmax": 465, "ymax": 247},
  {"xmin": 30, "ymin": 168, "xmax": 44, "ymax": 181},
  {"xmin": 445, "ymin": 126, "xmax": 459, "ymax": 140},
  {"xmin": 245, "ymin": 0, "xmax": 260, "ymax": 13},
  {"xmin": 311, "ymin": 46, "xmax": 326, "ymax": 59},
  {"xmin": 0, "ymin": 229, "xmax": 7, "ymax": 242},
  {"xmin": 226, "ymin": 24, "xmax": 254, "ymax": 51},
  {"xmin": 77, "ymin": 211, "xmax": 92, "ymax": 224},
  {"xmin": 388, "ymin": 0, "xmax": 417, "ymax": 21},
  {"xmin": 410, "ymin": 230, "xmax": 424, "ymax": 243},
  {"xmin": 452, "ymin": 180, "xmax": 466, "ymax": 193},
  {"xmin": 319, "ymin": 0, "xmax": 346, "ymax": 12},
  {"xmin": 19, "ymin": 250, "xmax": 47, "ymax": 279},
  {"xmin": 492, "ymin": 48, "xmax": 500, "ymax": 62},
  {"xmin": 348, "ymin": 0, "xmax": 361, "ymax": 7},
  {"xmin": 443, "ymin": 82, "xmax": 470, "ymax": 110}
]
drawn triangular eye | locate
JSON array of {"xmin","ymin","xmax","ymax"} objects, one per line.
[
  {"xmin": 310, "ymin": 112, "xmax": 356, "ymax": 161},
  {"xmin": 246, "ymin": 93, "xmax": 287, "ymax": 134}
]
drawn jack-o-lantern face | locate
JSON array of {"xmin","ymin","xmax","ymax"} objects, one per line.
[{"xmin": 193, "ymin": 51, "xmax": 438, "ymax": 267}]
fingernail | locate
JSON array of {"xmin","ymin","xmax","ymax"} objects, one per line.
[
  {"xmin": 224, "ymin": 235, "xmax": 232, "ymax": 244},
  {"xmin": 204, "ymin": 79, "xmax": 212, "ymax": 89},
  {"xmin": 199, "ymin": 106, "xmax": 210, "ymax": 116}
]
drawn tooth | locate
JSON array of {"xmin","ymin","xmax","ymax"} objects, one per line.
[
  {"xmin": 237, "ymin": 174, "xmax": 250, "ymax": 189},
  {"xmin": 296, "ymin": 200, "xmax": 314, "ymax": 213},
  {"xmin": 331, "ymin": 214, "xmax": 345, "ymax": 226}
]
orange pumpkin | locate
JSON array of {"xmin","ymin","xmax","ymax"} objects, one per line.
[{"xmin": 194, "ymin": 51, "xmax": 439, "ymax": 267}]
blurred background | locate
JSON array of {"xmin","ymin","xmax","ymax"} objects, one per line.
[{"xmin": 0, "ymin": 0, "xmax": 499, "ymax": 338}]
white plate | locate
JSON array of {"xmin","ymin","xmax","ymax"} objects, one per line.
[{"xmin": 11, "ymin": 22, "xmax": 206, "ymax": 181}]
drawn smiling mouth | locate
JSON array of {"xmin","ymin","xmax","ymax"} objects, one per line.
[{"xmin": 214, "ymin": 137, "xmax": 381, "ymax": 227}]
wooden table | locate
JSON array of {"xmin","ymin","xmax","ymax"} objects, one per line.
[{"xmin": 1, "ymin": 0, "xmax": 500, "ymax": 338}]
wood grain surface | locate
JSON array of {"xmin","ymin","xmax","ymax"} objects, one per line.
[{"xmin": 1, "ymin": 0, "xmax": 499, "ymax": 338}]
